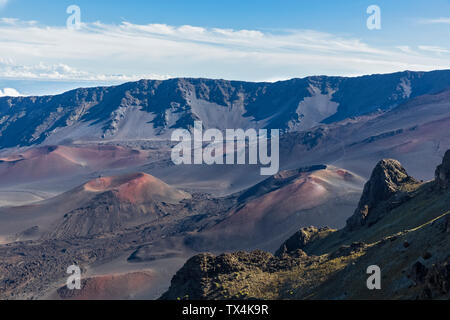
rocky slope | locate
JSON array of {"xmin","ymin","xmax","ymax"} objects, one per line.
[
  {"xmin": 0, "ymin": 145, "xmax": 152, "ymax": 187},
  {"xmin": 161, "ymin": 151, "xmax": 450, "ymax": 300},
  {"xmin": 56, "ymin": 271, "xmax": 155, "ymax": 300},
  {"xmin": 1, "ymin": 76, "xmax": 449, "ymax": 203},
  {"xmin": 45, "ymin": 173, "xmax": 191, "ymax": 239},
  {"xmin": 0, "ymin": 165, "xmax": 361, "ymax": 246},
  {"xmin": 0, "ymin": 172, "xmax": 194, "ymax": 241},
  {"xmin": 0, "ymin": 164, "xmax": 362, "ymax": 299},
  {"xmin": 1, "ymin": 70, "xmax": 450, "ymax": 149},
  {"xmin": 185, "ymin": 165, "xmax": 364, "ymax": 251}
]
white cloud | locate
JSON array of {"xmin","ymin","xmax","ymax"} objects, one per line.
[
  {"xmin": 419, "ymin": 17, "xmax": 450, "ymax": 24},
  {"xmin": 0, "ymin": 60, "xmax": 170, "ymax": 81},
  {"xmin": 0, "ymin": 19, "xmax": 449, "ymax": 82},
  {"xmin": 0, "ymin": 87, "xmax": 21, "ymax": 97},
  {"xmin": 396, "ymin": 46, "xmax": 416, "ymax": 55},
  {"xmin": 419, "ymin": 45, "xmax": 450, "ymax": 54}
]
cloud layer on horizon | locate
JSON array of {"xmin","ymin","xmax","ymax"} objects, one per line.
[
  {"xmin": 0, "ymin": 18, "xmax": 449, "ymax": 83},
  {"xmin": 0, "ymin": 87, "xmax": 21, "ymax": 97}
]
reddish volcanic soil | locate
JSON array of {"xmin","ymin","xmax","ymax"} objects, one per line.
[
  {"xmin": 188, "ymin": 167, "xmax": 365, "ymax": 251},
  {"xmin": 0, "ymin": 172, "xmax": 191, "ymax": 241},
  {"xmin": 215, "ymin": 168, "xmax": 361, "ymax": 234},
  {"xmin": 214, "ymin": 176, "xmax": 327, "ymax": 234},
  {"xmin": 57, "ymin": 271, "xmax": 155, "ymax": 300},
  {"xmin": 83, "ymin": 172, "xmax": 191, "ymax": 204},
  {"xmin": 0, "ymin": 145, "xmax": 149, "ymax": 186}
]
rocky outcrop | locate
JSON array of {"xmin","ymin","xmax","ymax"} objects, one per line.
[
  {"xmin": 160, "ymin": 250, "xmax": 312, "ymax": 300},
  {"xmin": 435, "ymin": 150, "xmax": 450, "ymax": 190},
  {"xmin": 408, "ymin": 254, "xmax": 450, "ymax": 300},
  {"xmin": 275, "ymin": 226, "xmax": 334, "ymax": 257},
  {"xmin": 420, "ymin": 255, "xmax": 450, "ymax": 299},
  {"xmin": 328, "ymin": 242, "xmax": 367, "ymax": 259},
  {"xmin": 345, "ymin": 159, "xmax": 419, "ymax": 231},
  {"xmin": 160, "ymin": 251, "xmax": 272, "ymax": 300}
]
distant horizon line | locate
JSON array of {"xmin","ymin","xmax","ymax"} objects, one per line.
[{"xmin": 1, "ymin": 68, "xmax": 450, "ymax": 98}]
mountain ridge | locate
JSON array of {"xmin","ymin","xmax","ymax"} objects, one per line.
[{"xmin": 1, "ymin": 70, "xmax": 450, "ymax": 149}]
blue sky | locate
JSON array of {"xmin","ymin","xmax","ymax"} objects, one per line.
[{"xmin": 0, "ymin": 0, "xmax": 449, "ymax": 95}]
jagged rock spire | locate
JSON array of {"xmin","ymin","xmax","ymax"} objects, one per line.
[
  {"xmin": 346, "ymin": 159, "xmax": 418, "ymax": 231},
  {"xmin": 435, "ymin": 150, "xmax": 450, "ymax": 190}
]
